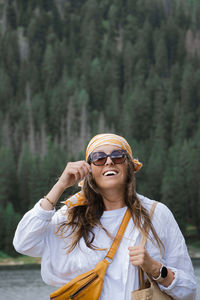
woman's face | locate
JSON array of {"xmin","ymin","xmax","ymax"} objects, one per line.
[{"xmin": 90, "ymin": 145, "xmax": 128, "ymax": 193}]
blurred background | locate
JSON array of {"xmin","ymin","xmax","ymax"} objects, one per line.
[{"xmin": 0, "ymin": 0, "xmax": 199, "ymax": 298}]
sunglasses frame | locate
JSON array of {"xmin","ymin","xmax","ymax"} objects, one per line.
[{"xmin": 88, "ymin": 149, "xmax": 128, "ymax": 166}]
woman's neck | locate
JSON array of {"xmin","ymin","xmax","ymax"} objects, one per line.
[{"xmin": 101, "ymin": 190, "xmax": 126, "ymax": 211}]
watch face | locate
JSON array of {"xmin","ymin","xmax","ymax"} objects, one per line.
[{"xmin": 161, "ymin": 266, "xmax": 168, "ymax": 278}]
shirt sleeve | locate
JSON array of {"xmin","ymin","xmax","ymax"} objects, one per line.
[
  {"xmin": 155, "ymin": 203, "xmax": 197, "ymax": 300},
  {"xmin": 13, "ymin": 199, "xmax": 56, "ymax": 257}
]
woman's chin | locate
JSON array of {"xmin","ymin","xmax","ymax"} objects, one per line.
[{"xmin": 97, "ymin": 178, "xmax": 125, "ymax": 192}]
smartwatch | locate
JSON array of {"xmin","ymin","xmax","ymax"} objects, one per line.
[{"xmin": 152, "ymin": 264, "xmax": 168, "ymax": 281}]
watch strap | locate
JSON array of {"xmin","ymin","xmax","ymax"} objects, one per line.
[{"xmin": 152, "ymin": 264, "xmax": 164, "ymax": 281}]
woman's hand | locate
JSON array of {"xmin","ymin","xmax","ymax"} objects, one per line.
[
  {"xmin": 128, "ymin": 245, "xmax": 174, "ymax": 287},
  {"xmin": 57, "ymin": 161, "xmax": 91, "ymax": 190},
  {"xmin": 41, "ymin": 161, "xmax": 90, "ymax": 211},
  {"xmin": 128, "ymin": 246, "xmax": 161, "ymax": 277}
]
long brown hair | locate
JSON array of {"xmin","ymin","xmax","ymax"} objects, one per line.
[{"xmin": 56, "ymin": 155, "xmax": 163, "ymax": 254}]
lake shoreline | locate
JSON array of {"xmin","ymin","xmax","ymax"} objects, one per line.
[
  {"xmin": 0, "ymin": 256, "xmax": 200, "ymax": 271},
  {"xmin": 0, "ymin": 263, "xmax": 41, "ymax": 270},
  {"xmin": 1, "ymin": 245, "xmax": 200, "ymax": 269}
]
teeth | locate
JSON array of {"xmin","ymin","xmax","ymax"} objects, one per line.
[{"xmin": 104, "ymin": 171, "xmax": 117, "ymax": 176}]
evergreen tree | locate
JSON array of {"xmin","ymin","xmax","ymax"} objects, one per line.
[
  {"xmin": 17, "ymin": 143, "xmax": 33, "ymax": 213},
  {"xmin": 161, "ymin": 142, "xmax": 189, "ymax": 233},
  {"xmin": 40, "ymin": 0, "xmax": 55, "ymax": 11},
  {"xmin": 42, "ymin": 43, "xmax": 57, "ymax": 88},
  {"xmin": 0, "ymin": 204, "xmax": 6, "ymax": 252},
  {"xmin": 105, "ymin": 86, "xmax": 120, "ymax": 129},
  {"xmin": 39, "ymin": 142, "xmax": 65, "ymax": 200},
  {"xmin": 123, "ymin": 40, "xmax": 134, "ymax": 89},
  {"xmin": 154, "ymin": 32, "xmax": 168, "ymax": 77},
  {"xmin": 6, "ymin": 0, "xmax": 17, "ymax": 30},
  {"xmin": 0, "ymin": 69, "xmax": 13, "ymax": 112},
  {"xmin": 0, "ymin": 148, "xmax": 18, "ymax": 210},
  {"xmin": 1, "ymin": 31, "xmax": 20, "ymax": 93},
  {"xmin": 29, "ymin": 154, "xmax": 43, "ymax": 207},
  {"xmin": 179, "ymin": 63, "xmax": 196, "ymax": 140},
  {"xmin": 89, "ymin": 58, "xmax": 104, "ymax": 110},
  {"xmin": 4, "ymin": 202, "xmax": 20, "ymax": 255},
  {"xmin": 187, "ymin": 123, "xmax": 200, "ymax": 235}
]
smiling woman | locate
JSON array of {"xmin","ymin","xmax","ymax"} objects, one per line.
[
  {"xmin": 13, "ymin": 133, "xmax": 197, "ymax": 300},
  {"xmin": 87, "ymin": 145, "xmax": 128, "ymax": 208}
]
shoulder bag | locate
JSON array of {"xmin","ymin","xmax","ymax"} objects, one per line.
[
  {"xmin": 132, "ymin": 201, "xmax": 173, "ymax": 300},
  {"xmin": 50, "ymin": 208, "xmax": 131, "ymax": 300}
]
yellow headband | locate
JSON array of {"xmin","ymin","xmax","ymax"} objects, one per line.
[
  {"xmin": 85, "ymin": 133, "xmax": 142, "ymax": 172},
  {"xmin": 86, "ymin": 133, "xmax": 132, "ymax": 159},
  {"xmin": 64, "ymin": 133, "xmax": 142, "ymax": 208}
]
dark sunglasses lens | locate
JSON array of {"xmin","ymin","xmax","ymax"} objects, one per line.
[
  {"xmin": 111, "ymin": 150, "xmax": 126, "ymax": 164},
  {"xmin": 91, "ymin": 152, "xmax": 107, "ymax": 166},
  {"xmin": 90, "ymin": 150, "xmax": 127, "ymax": 165}
]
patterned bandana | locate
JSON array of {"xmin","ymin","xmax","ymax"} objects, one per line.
[{"xmin": 64, "ymin": 133, "xmax": 142, "ymax": 208}]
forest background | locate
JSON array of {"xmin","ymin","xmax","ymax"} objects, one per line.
[{"xmin": 0, "ymin": 0, "xmax": 200, "ymax": 257}]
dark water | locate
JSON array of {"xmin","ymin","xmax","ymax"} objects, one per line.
[
  {"xmin": 0, "ymin": 263, "xmax": 199, "ymax": 300},
  {"xmin": 195, "ymin": 261, "xmax": 200, "ymax": 300},
  {"xmin": 0, "ymin": 267, "xmax": 55, "ymax": 300}
]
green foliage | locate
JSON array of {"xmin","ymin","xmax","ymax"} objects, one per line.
[
  {"xmin": 0, "ymin": 69, "xmax": 13, "ymax": 112},
  {"xmin": 6, "ymin": 1, "xmax": 17, "ymax": 30},
  {"xmin": 161, "ymin": 142, "xmax": 189, "ymax": 233},
  {"xmin": 17, "ymin": 143, "xmax": 34, "ymax": 213},
  {"xmin": 0, "ymin": 148, "xmax": 18, "ymax": 210},
  {"xmin": 0, "ymin": 0, "xmax": 200, "ymax": 255},
  {"xmin": 4, "ymin": 202, "xmax": 21, "ymax": 256}
]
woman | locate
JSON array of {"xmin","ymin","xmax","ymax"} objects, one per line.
[{"xmin": 13, "ymin": 133, "xmax": 197, "ymax": 299}]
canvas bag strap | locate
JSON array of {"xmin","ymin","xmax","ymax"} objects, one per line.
[
  {"xmin": 141, "ymin": 201, "xmax": 157, "ymax": 247},
  {"xmin": 139, "ymin": 201, "xmax": 157, "ymax": 288},
  {"xmin": 105, "ymin": 208, "xmax": 132, "ymax": 262}
]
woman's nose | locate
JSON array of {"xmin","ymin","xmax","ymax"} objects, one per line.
[{"xmin": 105, "ymin": 156, "xmax": 114, "ymax": 165}]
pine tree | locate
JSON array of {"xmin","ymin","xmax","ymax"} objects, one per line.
[
  {"xmin": 123, "ymin": 40, "xmax": 134, "ymax": 89},
  {"xmin": 0, "ymin": 148, "xmax": 18, "ymax": 211},
  {"xmin": 161, "ymin": 142, "xmax": 189, "ymax": 233},
  {"xmin": 187, "ymin": 123, "xmax": 200, "ymax": 235},
  {"xmin": 1, "ymin": 31, "xmax": 20, "ymax": 93},
  {"xmin": 154, "ymin": 32, "xmax": 168, "ymax": 77},
  {"xmin": 6, "ymin": 0, "xmax": 17, "ymax": 30},
  {"xmin": 17, "ymin": 143, "xmax": 33, "ymax": 213},
  {"xmin": 89, "ymin": 58, "xmax": 104, "ymax": 110},
  {"xmin": 179, "ymin": 63, "xmax": 196, "ymax": 140},
  {"xmin": 4, "ymin": 202, "xmax": 20, "ymax": 255},
  {"xmin": 42, "ymin": 43, "xmax": 57, "ymax": 88},
  {"xmin": 0, "ymin": 204, "xmax": 6, "ymax": 252},
  {"xmin": 0, "ymin": 69, "xmax": 13, "ymax": 112},
  {"xmin": 105, "ymin": 87, "xmax": 120, "ymax": 129},
  {"xmin": 39, "ymin": 142, "xmax": 65, "ymax": 200}
]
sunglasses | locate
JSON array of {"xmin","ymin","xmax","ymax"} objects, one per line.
[{"xmin": 89, "ymin": 149, "xmax": 127, "ymax": 166}]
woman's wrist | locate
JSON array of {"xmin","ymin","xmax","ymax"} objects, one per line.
[
  {"xmin": 156, "ymin": 268, "xmax": 175, "ymax": 287},
  {"xmin": 41, "ymin": 181, "xmax": 66, "ymax": 211},
  {"xmin": 148, "ymin": 261, "xmax": 174, "ymax": 287},
  {"xmin": 55, "ymin": 180, "xmax": 68, "ymax": 193},
  {"xmin": 149, "ymin": 261, "xmax": 162, "ymax": 279}
]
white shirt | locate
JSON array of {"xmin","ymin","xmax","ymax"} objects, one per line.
[{"xmin": 13, "ymin": 194, "xmax": 197, "ymax": 300}]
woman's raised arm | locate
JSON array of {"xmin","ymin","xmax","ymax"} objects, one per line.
[{"xmin": 41, "ymin": 160, "xmax": 90, "ymax": 210}]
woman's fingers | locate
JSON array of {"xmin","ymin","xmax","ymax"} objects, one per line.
[
  {"xmin": 128, "ymin": 246, "xmax": 163, "ymax": 280},
  {"xmin": 128, "ymin": 246, "xmax": 146, "ymax": 266},
  {"xmin": 128, "ymin": 246, "xmax": 152, "ymax": 268},
  {"xmin": 67, "ymin": 161, "xmax": 90, "ymax": 181},
  {"xmin": 58, "ymin": 161, "xmax": 90, "ymax": 188}
]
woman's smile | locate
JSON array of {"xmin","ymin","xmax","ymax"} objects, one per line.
[
  {"xmin": 90, "ymin": 144, "xmax": 128, "ymax": 192},
  {"xmin": 103, "ymin": 170, "xmax": 118, "ymax": 176}
]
